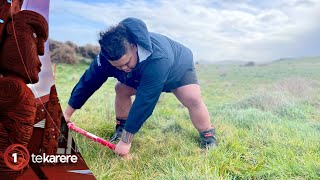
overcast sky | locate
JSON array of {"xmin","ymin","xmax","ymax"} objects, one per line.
[{"xmin": 49, "ymin": 0, "xmax": 320, "ymax": 62}]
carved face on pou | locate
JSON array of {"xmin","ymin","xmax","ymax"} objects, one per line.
[{"xmin": 0, "ymin": 10, "xmax": 48, "ymax": 84}]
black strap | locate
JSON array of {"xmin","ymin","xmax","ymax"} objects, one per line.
[{"xmin": 116, "ymin": 118, "xmax": 126, "ymax": 126}]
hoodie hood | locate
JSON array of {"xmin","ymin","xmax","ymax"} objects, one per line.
[{"xmin": 120, "ymin": 17, "xmax": 153, "ymax": 53}]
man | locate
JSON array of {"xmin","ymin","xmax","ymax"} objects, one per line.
[{"xmin": 64, "ymin": 17, "xmax": 217, "ymax": 157}]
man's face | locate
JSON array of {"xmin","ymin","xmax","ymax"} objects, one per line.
[{"xmin": 109, "ymin": 44, "xmax": 138, "ymax": 73}]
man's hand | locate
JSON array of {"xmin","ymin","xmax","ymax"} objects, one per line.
[
  {"xmin": 64, "ymin": 105, "xmax": 76, "ymax": 123},
  {"xmin": 114, "ymin": 140, "xmax": 131, "ymax": 157},
  {"xmin": 114, "ymin": 130, "xmax": 134, "ymax": 158}
]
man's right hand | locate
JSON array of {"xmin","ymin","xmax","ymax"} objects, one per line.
[
  {"xmin": 64, "ymin": 105, "xmax": 76, "ymax": 123},
  {"xmin": 114, "ymin": 140, "xmax": 132, "ymax": 157}
]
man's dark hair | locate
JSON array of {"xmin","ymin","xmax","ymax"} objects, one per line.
[{"xmin": 99, "ymin": 24, "xmax": 133, "ymax": 61}]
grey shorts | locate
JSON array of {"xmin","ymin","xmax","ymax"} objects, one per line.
[{"xmin": 168, "ymin": 66, "xmax": 199, "ymax": 92}]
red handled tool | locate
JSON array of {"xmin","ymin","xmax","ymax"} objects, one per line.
[{"xmin": 67, "ymin": 122, "xmax": 116, "ymax": 150}]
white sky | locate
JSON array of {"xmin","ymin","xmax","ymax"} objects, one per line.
[{"xmin": 49, "ymin": 0, "xmax": 320, "ymax": 62}]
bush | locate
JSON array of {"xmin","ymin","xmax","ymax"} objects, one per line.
[
  {"xmin": 79, "ymin": 44, "xmax": 100, "ymax": 59},
  {"xmin": 49, "ymin": 39, "xmax": 63, "ymax": 52},
  {"xmin": 65, "ymin": 41, "xmax": 80, "ymax": 53},
  {"xmin": 49, "ymin": 39, "xmax": 99, "ymax": 64},
  {"xmin": 244, "ymin": 61, "xmax": 255, "ymax": 67},
  {"xmin": 51, "ymin": 43, "xmax": 78, "ymax": 64}
]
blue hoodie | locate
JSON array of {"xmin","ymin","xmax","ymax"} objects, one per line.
[{"xmin": 68, "ymin": 17, "xmax": 194, "ymax": 134}]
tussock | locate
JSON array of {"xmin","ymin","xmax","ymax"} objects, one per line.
[
  {"xmin": 273, "ymin": 77, "xmax": 318, "ymax": 100},
  {"xmin": 235, "ymin": 77, "xmax": 319, "ymax": 112}
]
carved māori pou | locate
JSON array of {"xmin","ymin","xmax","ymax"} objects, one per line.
[
  {"xmin": 41, "ymin": 85, "xmax": 63, "ymax": 155},
  {"xmin": 0, "ymin": 8, "xmax": 48, "ymax": 179}
]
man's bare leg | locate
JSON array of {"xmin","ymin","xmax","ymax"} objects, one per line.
[
  {"xmin": 172, "ymin": 84, "xmax": 211, "ymax": 131},
  {"xmin": 110, "ymin": 82, "xmax": 136, "ymax": 142},
  {"xmin": 172, "ymin": 84, "xmax": 217, "ymax": 148}
]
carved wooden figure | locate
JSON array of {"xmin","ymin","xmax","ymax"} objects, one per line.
[
  {"xmin": 41, "ymin": 85, "xmax": 63, "ymax": 155},
  {"xmin": 0, "ymin": 8, "xmax": 48, "ymax": 179},
  {"xmin": 0, "ymin": 0, "xmax": 23, "ymax": 44},
  {"xmin": 0, "ymin": 10, "xmax": 48, "ymax": 83}
]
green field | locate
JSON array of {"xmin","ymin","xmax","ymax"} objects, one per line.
[{"xmin": 55, "ymin": 57, "xmax": 320, "ymax": 179}]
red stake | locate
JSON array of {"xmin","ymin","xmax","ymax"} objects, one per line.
[{"xmin": 67, "ymin": 122, "xmax": 116, "ymax": 150}]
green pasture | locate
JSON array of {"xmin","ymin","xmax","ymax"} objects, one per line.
[{"xmin": 55, "ymin": 57, "xmax": 320, "ymax": 179}]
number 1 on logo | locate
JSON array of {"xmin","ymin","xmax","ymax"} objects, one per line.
[{"xmin": 12, "ymin": 153, "xmax": 17, "ymax": 163}]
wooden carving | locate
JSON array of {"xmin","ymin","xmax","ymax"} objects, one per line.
[
  {"xmin": 0, "ymin": 10, "xmax": 48, "ymax": 84},
  {"xmin": 0, "ymin": 7, "xmax": 48, "ymax": 179},
  {"xmin": 0, "ymin": 0, "xmax": 23, "ymax": 44},
  {"xmin": 41, "ymin": 85, "xmax": 63, "ymax": 155}
]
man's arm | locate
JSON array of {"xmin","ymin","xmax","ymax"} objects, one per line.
[
  {"xmin": 115, "ymin": 58, "xmax": 170, "ymax": 156},
  {"xmin": 68, "ymin": 54, "xmax": 113, "ymax": 110},
  {"xmin": 125, "ymin": 58, "xmax": 170, "ymax": 134}
]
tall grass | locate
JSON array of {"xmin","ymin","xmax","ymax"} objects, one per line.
[{"xmin": 55, "ymin": 57, "xmax": 320, "ymax": 179}]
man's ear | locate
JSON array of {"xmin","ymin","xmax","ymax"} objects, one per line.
[
  {"xmin": 131, "ymin": 43, "xmax": 138, "ymax": 53},
  {"xmin": 6, "ymin": 22, "xmax": 13, "ymax": 36}
]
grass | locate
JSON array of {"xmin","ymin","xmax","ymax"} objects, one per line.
[{"xmin": 55, "ymin": 57, "xmax": 320, "ymax": 179}]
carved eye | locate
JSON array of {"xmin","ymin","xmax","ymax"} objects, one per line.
[{"xmin": 33, "ymin": 32, "xmax": 37, "ymax": 38}]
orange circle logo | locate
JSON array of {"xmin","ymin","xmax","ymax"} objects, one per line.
[{"xmin": 4, "ymin": 144, "xmax": 30, "ymax": 171}]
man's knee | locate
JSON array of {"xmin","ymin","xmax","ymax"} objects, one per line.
[
  {"xmin": 173, "ymin": 84, "xmax": 203, "ymax": 109},
  {"xmin": 115, "ymin": 82, "xmax": 128, "ymax": 95},
  {"xmin": 182, "ymin": 96, "xmax": 203, "ymax": 109},
  {"xmin": 115, "ymin": 82, "xmax": 135, "ymax": 96}
]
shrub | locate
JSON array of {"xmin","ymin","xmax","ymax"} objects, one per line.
[
  {"xmin": 79, "ymin": 44, "xmax": 100, "ymax": 59},
  {"xmin": 49, "ymin": 39, "xmax": 99, "ymax": 64},
  {"xmin": 51, "ymin": 43, "xmax": 78, "ymax": 64},
  {"xmin": 49, "ymin": 39, "xmax": 63, "ymax": 52},
  {"xmin": 244, "ymin": 61, "xmax": 255, "ymax": 67}
]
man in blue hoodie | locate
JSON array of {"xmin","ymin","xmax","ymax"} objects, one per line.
[{"xmin": 64, "ymin": 17, "xmax": 217, "ymax": 156}]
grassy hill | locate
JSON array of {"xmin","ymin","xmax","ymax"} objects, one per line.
[{"xmin": 55, "ymin": 57, "xmax": 320, "ymax": 179}]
